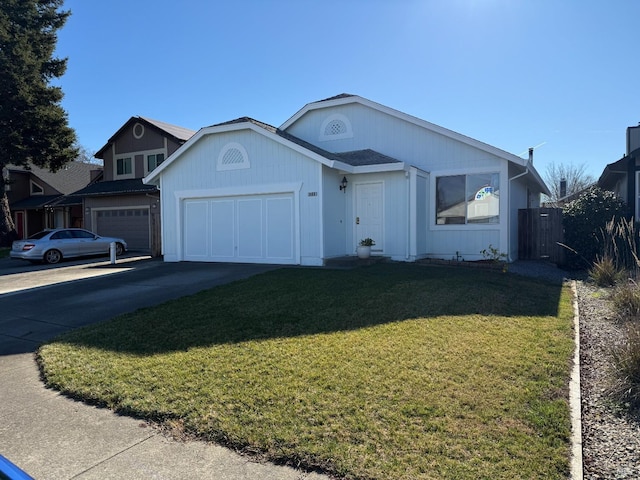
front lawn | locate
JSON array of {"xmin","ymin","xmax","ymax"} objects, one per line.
[{"xmin": 38, "ymin": 264, "xmax": 574, "ymax": 480}]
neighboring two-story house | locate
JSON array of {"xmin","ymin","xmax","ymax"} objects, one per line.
[
  {"xmin": 5, "ymin": 161, "xmax": 102, "ymax": 239},
  {"xmin": 68, "ymin": 116, "xmax": 195, "ymax": 254},
  {"xmin": 598, "ymin": 124, "xmax": 640, "ymax": 219}
]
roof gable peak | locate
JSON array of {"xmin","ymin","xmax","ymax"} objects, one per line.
[{"xmin": 95, "ymin": 116, "xmax": 196, "ymax": 158}]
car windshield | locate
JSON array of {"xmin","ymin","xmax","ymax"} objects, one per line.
[{"xmin": 27, "ymin": 230, "xmax": 51, "ymax": 240}]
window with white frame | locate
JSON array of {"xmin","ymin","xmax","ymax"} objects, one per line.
[
  {"xmin": 436, "ymin": 173, "xmax": 500, "ymax": 225},
  {"xmin": 147, "ymin": 153, "xmax": 165, "ymax": 172},
  {"xmin": 116, "ymin": 157, "xmax": 132, "ymax": 176}
]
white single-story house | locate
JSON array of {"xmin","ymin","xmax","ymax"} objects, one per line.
[{"xmin": 143, "ymin": 94, "xmax": 549, "ymax": 266}]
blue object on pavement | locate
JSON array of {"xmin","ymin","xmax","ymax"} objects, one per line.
[{"xmin": 0, "ymin": 455, "xmax": 34, "ymax": 480}]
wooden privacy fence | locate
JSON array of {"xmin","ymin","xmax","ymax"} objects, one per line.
[
  {"xmin": 518, "ymin": 208, "xmax": 565, "ymax": 264},
  {"xmin": 150, "ymin": 211, "xmax": 162, "ymax": 257}
]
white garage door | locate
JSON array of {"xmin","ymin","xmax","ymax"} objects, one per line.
[
  {"xmin": 183, "ymin": 193, "xmax": 296, "ymax": 264},
  {"xmin": 95, "ymin": 208, "xmax": 150, "ymax": 251}
]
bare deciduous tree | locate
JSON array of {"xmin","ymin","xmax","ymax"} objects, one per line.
[{"xmin": 543, "ymin": 162, "xmax": 596, "ymax": 207}]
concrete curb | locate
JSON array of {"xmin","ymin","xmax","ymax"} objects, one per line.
[{"xmin": 570, "ymin": 281, "xmax": 584, "ymax": 479}]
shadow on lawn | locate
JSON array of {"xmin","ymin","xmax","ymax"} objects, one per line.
[{"xmin": 52, "ymin": 263, "xmax": 566, "ymax": 355}]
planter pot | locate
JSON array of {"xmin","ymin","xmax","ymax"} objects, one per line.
[{"xmin": 356, "ymin": 245, "xmax": 371, "ymax": 259}]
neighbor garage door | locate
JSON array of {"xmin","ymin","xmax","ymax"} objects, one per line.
[
  {"xmin": 95, "ymin": 208, "xmax": 150, "ymax": 251},
  {"xmin": 183, "ymin": 194, "xmax": 296, "ymax": 264}
]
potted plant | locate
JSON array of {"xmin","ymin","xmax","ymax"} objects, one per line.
[{"xmin": 357, "ymin": 238, "xmax": 375, "ymax": 259}]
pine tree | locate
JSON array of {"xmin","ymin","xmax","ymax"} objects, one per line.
[{"xmin": 0, "ymin": 0, "xmax": 78, "ymax": 246}]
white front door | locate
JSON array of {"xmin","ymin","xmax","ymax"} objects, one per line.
[{"xmin": 355, "ymin": 182, "xmax": 383, "ymax": 251}]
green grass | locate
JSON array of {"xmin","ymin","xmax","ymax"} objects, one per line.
[
  {"xmin": 0, "ymin": 247, "xmax": 9, "ymax": 259},
  {"xmin": 37, "ymin": 264, "xmax": 574, "ymax": 480}
]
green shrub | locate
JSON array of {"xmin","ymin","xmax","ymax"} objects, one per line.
[
  {"xmin": 609, "ymin": 322, "xmax": 640, "ymax": 411},
  {"xmin": 611, "ymin": 281, "xmax": 640, "ymax": 319},
  {"xmin": 589, "ymin": 255, "xmax": 625, "ymax": 287},
  {"xmin": 562, "ymin": 186, "xmax": 627, "ymax": 269}
]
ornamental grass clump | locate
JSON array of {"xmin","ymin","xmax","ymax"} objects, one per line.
[
  {"xmin": 589, "ymin": 256, "xmax": 626, "ymax": 287},
  {"xmin": 611, "ymin": 281, "xmax": 640, "ymax": 319},
  {"xmin": 609, "ymin": 322, "xmax": 640, "ymax": 412},
  {"xmin": 600, "ymin": 217, "xmax": 640, "ymax": 277}
]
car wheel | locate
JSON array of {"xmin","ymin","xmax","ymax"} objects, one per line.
[
  {"xmin": 44, "ymin": 249, "xmax": 62, "ymax": 264},
  {"xmin": 115, "ymin": 243, "xmax": 125, "ymax": 256}
]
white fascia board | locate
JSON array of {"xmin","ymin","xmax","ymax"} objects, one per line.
[
  {"xmin": 351, "ymin": 163, "xmax": 409, "ymax": 174},
  {"xmin": 330, "ymin": 160, "xmax": 355, "ymax": 173}
]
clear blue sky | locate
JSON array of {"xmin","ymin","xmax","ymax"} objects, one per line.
[{"xmin": 54, "ymin": 0, "xmax": 640, "ymax": 183}]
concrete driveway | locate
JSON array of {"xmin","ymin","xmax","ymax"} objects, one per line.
[{"xmin": 0, "ymin": 256, "xmax": 329, "ymax": 480}]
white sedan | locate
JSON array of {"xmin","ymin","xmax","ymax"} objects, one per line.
[{"xmin": 11, "ymin": 228, "xmax": 127, "ymax": 264}]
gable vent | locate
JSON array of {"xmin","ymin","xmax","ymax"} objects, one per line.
[
  {"xmin": 217, "ymin": 143, "xmax": 250, "ymax": 171},
  {"xmin": 222, "ymin": 148, "xmax": 245, "ymax": 165},
  {"xmin": 325, "ymin": 119, "xmax": 347, "ymax": 136},
  {"xmin": 319, "ymin": 113, "xmax": 353, "ymax": 141}
]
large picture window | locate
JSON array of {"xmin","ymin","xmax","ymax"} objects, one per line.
[{"xmin": 436, "ymin": 173, "xmax": 500, "ymax": 225}]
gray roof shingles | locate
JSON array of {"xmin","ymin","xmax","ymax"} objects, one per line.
[
  {"xmin": 8, "ymin": 161, "xmax": 102, "ymax": 195},
  {"xmin": 210, "ymin": 117, "xmax": 402, "ymax": 167}
]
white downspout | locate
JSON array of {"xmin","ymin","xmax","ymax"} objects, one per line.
[{"xmin": 406, "ymin": 170, "xmax": 410, "ymax": 261}]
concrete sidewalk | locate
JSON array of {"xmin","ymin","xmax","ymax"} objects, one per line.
[{"xmin": 0, "ymin": 258, "xmax": 329, "ymax": 480}]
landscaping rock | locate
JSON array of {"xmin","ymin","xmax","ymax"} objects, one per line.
[{"xmin": 577, "ymin": 282, "xmax": 640, "ymax": 479}]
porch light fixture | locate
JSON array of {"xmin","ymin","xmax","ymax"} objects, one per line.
[{"xmin": 340, "ymin": 176, "xmax": 348, "ymax": 192}]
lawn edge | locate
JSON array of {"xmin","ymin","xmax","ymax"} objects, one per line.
[{"xmin": 570, "ymin": 280, "xmax": 584, "ymax": 480}]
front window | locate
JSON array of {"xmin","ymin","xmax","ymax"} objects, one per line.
[
  {"xmin": 116, "ymin": 157, "xmax": 132, "ymax": 176},
  {"xmin": 436, "ymin": 173, "xmax": 500, "ymax": 225},
  {"xmin": 147, "ymin": 153, "xmax": 164, "ymax": 172}
]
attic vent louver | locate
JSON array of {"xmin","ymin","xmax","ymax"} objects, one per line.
[
  {"xmin": 222, "ymin": 148, "xmax": 244, "ymax": 165},
  {"xmin": 319, "ymin": 114, "xmax": 353, "ymax": 141},
  {"xmin": 217, "ymin": 143, "xmax": 250, "ymax": 171},
  {"xmin": 325, "ymin": 119, "xmax": 347, "ymax": 136}
]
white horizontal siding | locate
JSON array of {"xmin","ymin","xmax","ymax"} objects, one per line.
[
  {"xmin": 428, "ymin": 229, "xmax": 502, "ymax": 262},
  {"xmin": 159, "ymin": 129, "xmax": 322, "ymax": 263},
  {"xmin": 322, "ymin": 167, "xmax": 347, "ymax": 258},
  {"xmin": 285, "ymin": 103, "xmax": 505, "ymax": 173}
]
